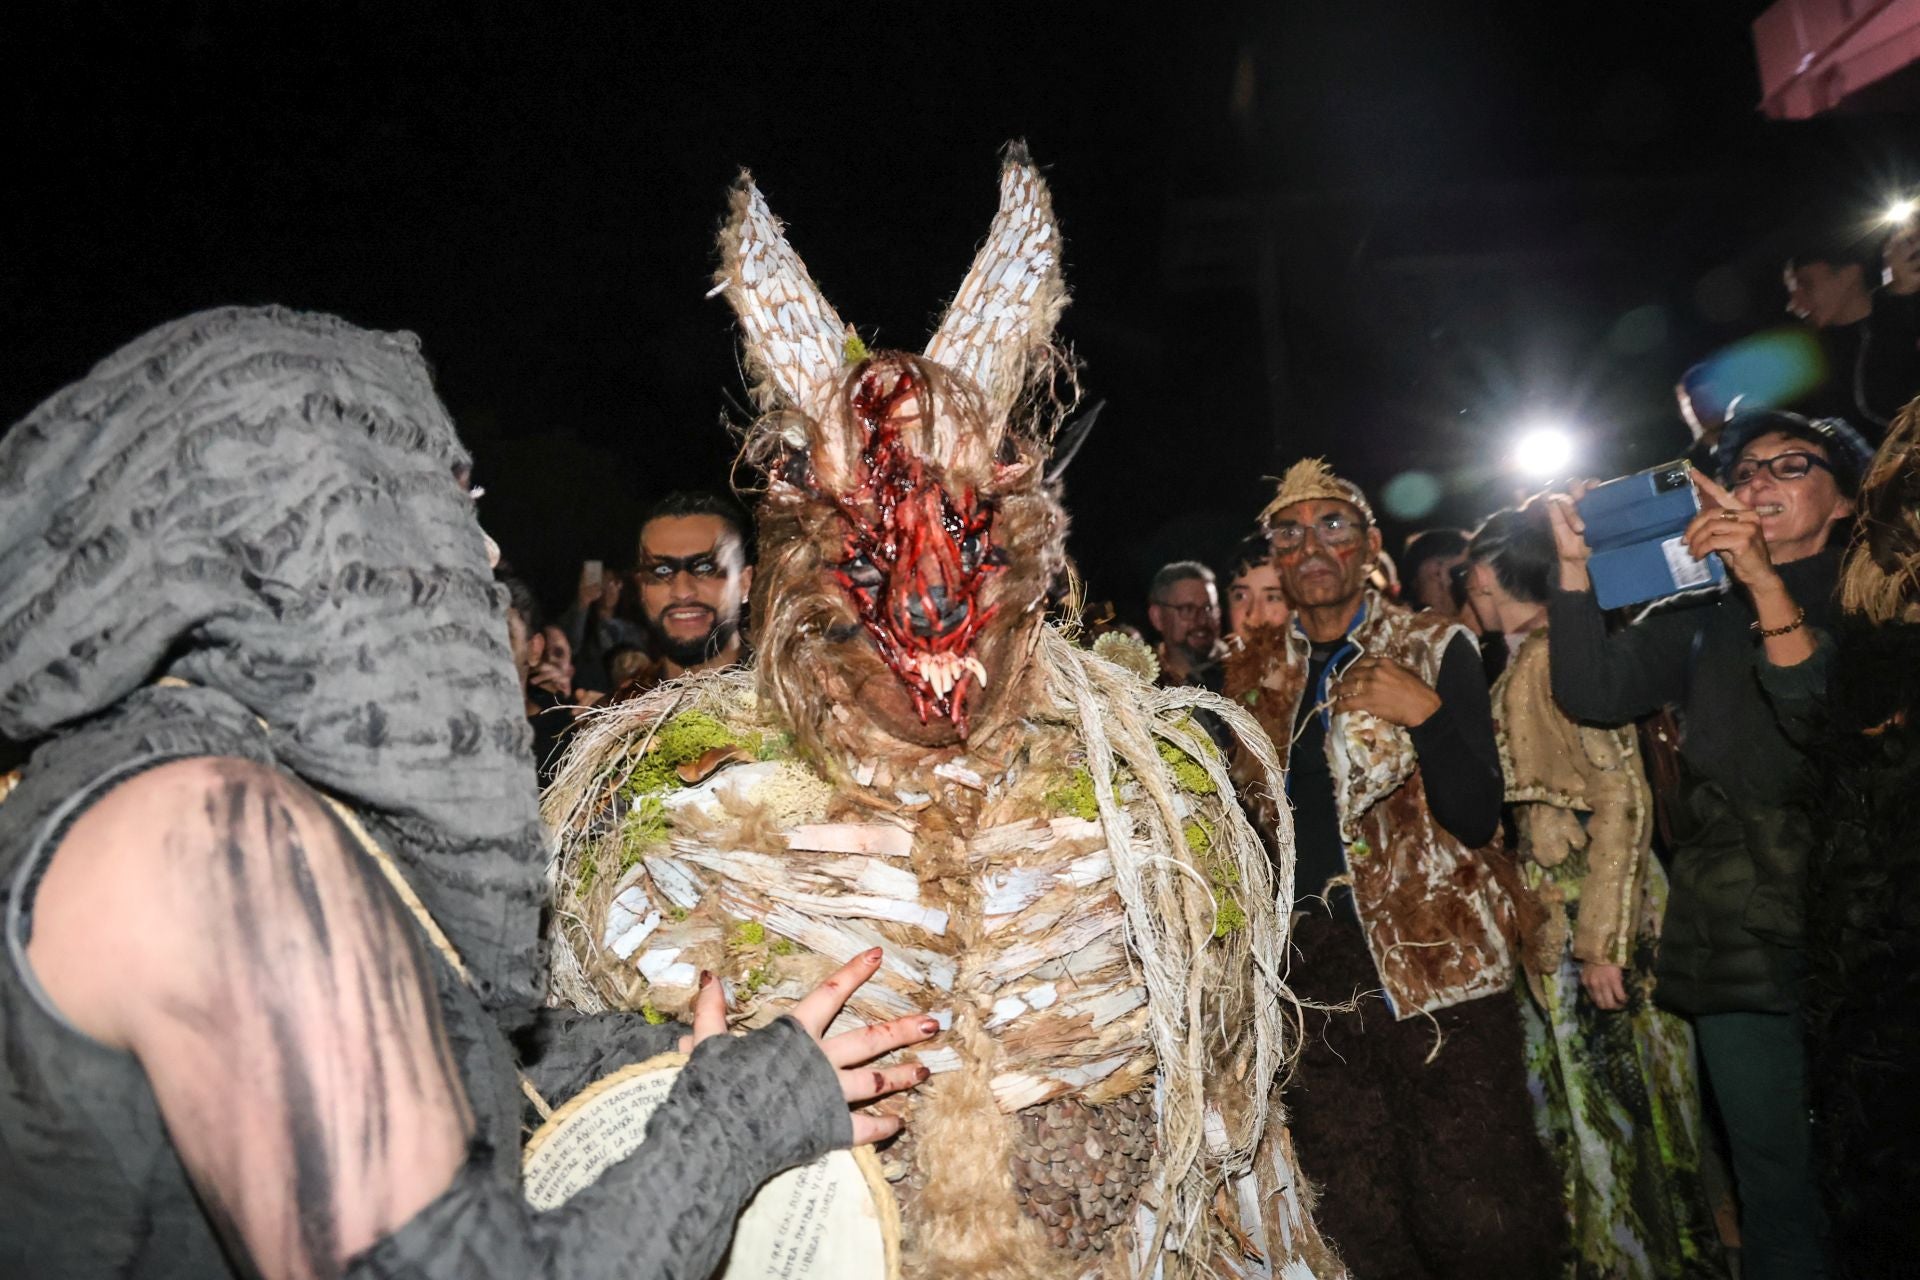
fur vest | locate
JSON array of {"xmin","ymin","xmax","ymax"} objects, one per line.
[
  {"xmin": 1227, "ymin": 591, "xmax": 1534, "ymax": 1018},
  {"xmin": 1492, "ymin": 629, "xmax": 1654, "ymax": 969}
]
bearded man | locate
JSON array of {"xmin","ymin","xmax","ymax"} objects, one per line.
[
  {"xmin": 1224, "ymin": 459, "xmax": 1564, "ymax": 1278},
  {"xmin": 546, "ymin": 147, "xmax": 1341, "ymax": 1279},
  {"xmin": 1146, "ymin": 561, "xmax": 1224, "ymax": 690},
  {"xmin": 622, "ymin": 490, "xmax": 754, "ymax": 695}
]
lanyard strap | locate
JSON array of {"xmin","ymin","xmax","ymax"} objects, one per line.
[{"xmin": 316, "ymin": 796, "xmax": 553, "ymax": 1119}]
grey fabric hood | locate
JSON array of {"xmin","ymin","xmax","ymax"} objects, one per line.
[{"xmin": 0, "ymin": 306, "xmax": 547, "ymax": 1021}]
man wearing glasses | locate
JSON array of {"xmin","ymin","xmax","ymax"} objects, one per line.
[
  {"xmin": 1545, "ymin": 411, "xmax": 1872, "ymax": 1279},
  {"xmin": 1224, "ymin": 458, "xmax": 1564, "ymax": 1277},
  {"xmin": 1145, "ymin": 560, "xmax": 1225, "ymax": 690}
]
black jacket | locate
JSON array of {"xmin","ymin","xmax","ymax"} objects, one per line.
[
  {"xmin": 1797, "ymin": 288, "xmax": 1920, "ymax": 439},
  {"xmin": 1547, "ymin": 549, "xmax": 1839, "ymax": 1014},
  {"xmin": 1755, "ymin": 622, "xmax": 1920, "ymax": 1271}
]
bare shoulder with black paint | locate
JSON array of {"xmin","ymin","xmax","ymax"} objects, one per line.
[{"xmin": 28, "ymin": 756, "xmax": 474, "ymax": 1280}]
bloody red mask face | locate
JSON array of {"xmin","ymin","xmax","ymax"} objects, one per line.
[{"xmin": 824, "ymin": 364, "xmax": 1007, "ymax": 734}]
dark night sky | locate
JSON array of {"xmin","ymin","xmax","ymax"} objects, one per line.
[{"xmin": 5, "ymin": 3, "xmax": 1916, "ymax": 619}]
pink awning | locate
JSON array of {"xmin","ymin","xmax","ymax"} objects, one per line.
[{"xmin": 1753, "ymin": 0, "xmax": 1920, "ymax": 118}]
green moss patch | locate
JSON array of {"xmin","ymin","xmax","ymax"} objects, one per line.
[
  {"xmin": 621, "ymin": 795, "xmax": 669, "ymax": 869},
  {"xmin": 739, "ymin": 964, "xmax": 772, "ymax": 998},
  {"xmin": 1211, "ymin": 896, "xmax": 1248, "ymax": 938},
  {"xmin": 1045, "ymin": 767, "xmax": 1100, "ymax": 820},
  {"xmin": 1181, "ymin": 813, "xmax": 1245, "ymax": 938},
  {"xmin": 623, "ymin": 711, "xmax": 742, "ymax": 797},
  {"xmin": 1157, "ymin": 737, "xmax": 1218, "ymax": 796}
]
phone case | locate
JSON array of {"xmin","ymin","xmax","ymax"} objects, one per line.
[{"xmin": 1576, "ymin": 463, "xmax": 1725, "ymax": 610}]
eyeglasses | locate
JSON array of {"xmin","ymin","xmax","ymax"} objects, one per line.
[
  {"xmin": 1727, "ymin": 451, "xmax": 1834, "ymax": 487},
  {"xmin": 1269, "ymin": 512, "xmax": 1367, "ymax": 553}
]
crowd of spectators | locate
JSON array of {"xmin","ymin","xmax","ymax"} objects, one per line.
[
  {"xmin": 1112, "ymin": 221, "xmax": 1918, "ymax": 1279},
  {"xmin": 20, "ymin": 303, "xmax": 1920, "ymax": 1280},
  {"xmin": 465, "ymin": 220, "xmax": 1917, "ymax": 1280}
]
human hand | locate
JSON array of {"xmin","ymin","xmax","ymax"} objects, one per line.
[
  {"xmin": 574, "ymin": 689, "xmax": 607, "ymax": 710},
  {"xmin": 595, "ymin": 576, "xmax": 623, "ymax": 619},
  {"xmin": 1332, "ymin": 656, "xmax": 1442, "ymax": 727},
  {"xmin": 1545, "ymin": 481, "xmax": 1597, "ymax": 591},
  {"xmin": 678, "ymin": 949, "xmax": 936, "ymax": 1145},
  {"xmin": 577, "ymin": 561, "xmax": 605, "ymax": 610},
  {"xmin": 1886, "ymin": 222, "xmax": 1920, "ymax": 297},
  {"xmin": 1579, "ymin": 961, "xmax": 1627, "ymax": 1011},
  {"xmin": 530, "ymin": 662, "xmax": 571, "ymax": 698},
  {"xmin": 1684, "ymin": 471, "xmax": 1778, "ymax": 592}
]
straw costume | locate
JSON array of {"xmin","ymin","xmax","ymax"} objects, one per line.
[{"xmin": 547, "ymin": 147, "xmax": 1340, "ymax": 1279}]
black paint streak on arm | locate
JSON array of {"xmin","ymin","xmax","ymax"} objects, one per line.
[{"xmin": 143, "ymin": 761, "xmax": 473, "ymax": 1280}]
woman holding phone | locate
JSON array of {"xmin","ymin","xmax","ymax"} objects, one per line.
[{"xmin": 1543, "ymin": 411, "xmax": 1872, "ymax": 1280}]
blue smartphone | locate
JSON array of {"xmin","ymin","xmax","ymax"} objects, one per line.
[{"xmin": 1575, "ymin": 461, "xmax": 1725, "ymax": 610}]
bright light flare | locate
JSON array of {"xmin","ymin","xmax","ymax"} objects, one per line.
[
  {"xmin": 1511, "ymin": 423, "xmax": 1577, "ymax": 479},
  {"xmin": 1884, "ymin": 196, "xmax": 1918, "ymax": 226}
]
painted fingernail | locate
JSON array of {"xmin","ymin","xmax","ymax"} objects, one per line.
[
  {"xmin": 915, "ymin": 1065, "xmax": 931, "ymax": 1082},
  {"xmin": 864, "ymin": 947, "xmax": 883, "ymax": 963},
  {"xmin": 699, "ymin": 970, "xmax": 713, "ymax": 989},
  {"xmin": 919, "ymin": 1017, "xmax": 940, "ymax": 1035}
]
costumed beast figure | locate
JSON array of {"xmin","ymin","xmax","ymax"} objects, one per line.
[{"xmin": 548, "ymin": 148, "xmax": 1341, "ymax": 1278}]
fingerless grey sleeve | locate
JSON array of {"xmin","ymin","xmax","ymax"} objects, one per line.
[
  {"xmin": 346, "ymin": 1016, "xmax": 852, "ymax": 1280},
  {"xmin": 515, "ymin": 1008, "xmax": 687, "ymax": 1108}
]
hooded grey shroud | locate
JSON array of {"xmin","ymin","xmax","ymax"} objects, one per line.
[
  {"xmin": 0, "ymin": 307, "xmax": 847, "ymax": 1279},
  {"xmin": 0, "ymin": 305, "xmax": 545, "ymax": 1017}
]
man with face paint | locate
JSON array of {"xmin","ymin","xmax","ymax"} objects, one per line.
[
  {"xmin": 1224, "ymin": 459, "xmax": 1564, "ymax": 1278},
  {"xmin": 619, "ymin": 491, "xmax": 754, "ymax": 696}
]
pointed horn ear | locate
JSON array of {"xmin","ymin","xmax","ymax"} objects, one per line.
[
  {"xmin": 712, "ymin": 173, "xmax": 851, "ymax": 416},
  {"xmin": 924, "ymin": 142, "xmax": 1067, "ymax": 421}
]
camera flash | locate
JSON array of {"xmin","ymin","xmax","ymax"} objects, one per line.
[
  {"xmin": 1884, "ymin": 197, "xmax": 1918, "ymax": 226},
  {"xmin": 1512, "ymin": 424, "xmax": 1577, "ymax": 480}
]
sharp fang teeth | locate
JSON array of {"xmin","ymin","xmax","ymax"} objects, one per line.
[{"xmin": 962, "ymin": 655, "xmax": 989, "ymax": 688}]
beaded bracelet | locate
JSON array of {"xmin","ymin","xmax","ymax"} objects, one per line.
[{"xmin": 1752, "ymin": 606, "xmax": 1805, "ymax": 638}]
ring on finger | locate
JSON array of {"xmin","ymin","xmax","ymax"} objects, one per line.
[{"xmin": 1718, "ymin": 509, "xmax": 1741, "ymax": 521}]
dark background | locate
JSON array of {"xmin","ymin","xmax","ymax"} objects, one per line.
[{"xmin": 5, "ymin": 3, "xmax": 1915, "ymax": 621}]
